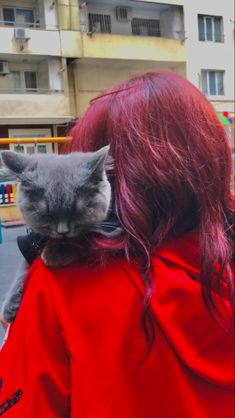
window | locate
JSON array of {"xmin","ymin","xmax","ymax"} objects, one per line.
[
  {"xmin": 9, "ymin": 129, "xmax": 53, "ymax": 155},
  {"xmin": 24, "ymin": 71, "xmax": 37, "ymax": 91},
  {"xmin": 201, "ymin": 70, "xmax": 225, "ymax": 95},
  {"xmin": 132, "ymin": 18, "xmax": 160, "ymax": 37},
  {"xmin": 198, "ymin": 15, "xmax": 223, "ymax": 42},
  {"xmin": 12, "ymin": 144, "xmax": 51, "ymax": 154},
  {"xmin": 88, "ymin": 13, "xmax": 111, "ymax": 33},
  {"xmin": 9, "ymin": 71, "xmax": 21, "ymax": 90},
  {"xmin": 9, "ymin": 71, "xmax": 37, "ymax": 93},
  {"xmin": 3, "ymin": 7, "xmax": 34, "ymax": 27}
]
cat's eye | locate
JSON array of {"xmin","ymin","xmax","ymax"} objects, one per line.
[{"xmin": 22, "ymin": 183, "xmax": 45, "ymax": 198}]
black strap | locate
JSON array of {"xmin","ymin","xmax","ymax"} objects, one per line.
[{"xmin": 17, "ymin": 231, "xmax": 48, "ymax": 265}]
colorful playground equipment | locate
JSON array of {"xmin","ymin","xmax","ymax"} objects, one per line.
[
  {"xmin": 0, "ymin": 183, "xmax": 17, "ymax": 205},
  {"xmin": 0, "ymin": 182, "xmax": 21, "ymax": 223}
]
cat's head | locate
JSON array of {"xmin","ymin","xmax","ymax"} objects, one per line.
[{"xmin": 1, "ymin": 147, "xmax": 111, "ymax": 239}]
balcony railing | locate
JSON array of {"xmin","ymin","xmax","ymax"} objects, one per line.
[
  {"xmin": 0, "ymin": 88, "xmax": 64, "ymax": 94},
  {"xmin": 0, "ymin": 20, "xmax": 58, "ymax": 29},
  {"xmin": 131, "ymin": 18, "xmax": 161, "ymax": 37},
  {"xmin": 87, "ymin": 14, "xmax": 162, "ymax": 37}
]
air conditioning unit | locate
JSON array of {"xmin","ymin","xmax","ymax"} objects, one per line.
[
  {"xmin": 14, "ymin": 27, "xmax": 30, "ymax": 40},
  {"xmin": 0, "ymin": 61, "xmax": 9, "ymax": 75},
  {"xmin": 116, "ymin": 6, "xmax": 132, "ymax": 22}
]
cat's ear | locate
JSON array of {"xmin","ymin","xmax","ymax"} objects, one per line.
[
  {"xmin": 89, "ymin": 145, "xmax": 110, "ymax": 174},
  {"xmin": 1, "ymin": 151, "xmax": 30, "ymax": 176}
]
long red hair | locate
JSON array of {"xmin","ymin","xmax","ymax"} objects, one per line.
[{"xmin": 66, "ymin": 70, "xmax": 234, "ymax": 329}]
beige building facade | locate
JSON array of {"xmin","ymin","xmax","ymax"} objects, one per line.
[
  {"xmin": 0, "ymin": 0, "xmax": 77, "ymax": 155},
  {"xmin": 69, "ymin": 0, "xmax": 234, "ymax": 121}
]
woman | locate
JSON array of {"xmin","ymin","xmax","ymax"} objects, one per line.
[{"xmin": 0, "ymin": 70, "xmax": 234, "ymax": 418}]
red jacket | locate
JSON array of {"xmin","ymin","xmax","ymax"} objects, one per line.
[{"xmin": 0, "ymin": 232, "xmax": 234, "ymax": 418}]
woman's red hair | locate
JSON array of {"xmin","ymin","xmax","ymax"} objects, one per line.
[{"xmin": 66, "ymin": 70, "xmax": 234, "ymax": 331}]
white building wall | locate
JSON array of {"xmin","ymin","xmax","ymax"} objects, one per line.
[
  {"xmin": 48, "ymin": 58, "xmax": 63, "ymax": 91},
  {"xmin": 35, "ymin": 0, "xmax": 45, "ymax": 27},
  {"xmin": 139, "ymin": 0, "xmax": 234, "ymax": 112},
  {"xmin": 160, "ymin": 6, "xmax": 184, "ymax": 40},
  {"xmin": 183, "ymin": 0, "xmax": 234, "ymax": 111},
  {"xmin": 37, "ymin": 59, "xmax": 49, "ymax": 90},
  {"xmin": 43, "ymin": 0, "xmax": 58, "ymax": 29}
]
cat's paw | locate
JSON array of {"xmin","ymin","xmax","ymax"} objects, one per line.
[
  {"xmin": 41, "ymin": 243, "xmax": 78, "ymax": 267},
  {"xmin": 0, "ymin": 315, "xmax": 9, "ymax": 331}
]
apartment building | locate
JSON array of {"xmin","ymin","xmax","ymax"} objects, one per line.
[
  {"xmin": 72, "ymin": 0, "xmax": 234, "ymax": 142},
  {"xmin": 73, "ymin": 0, "xmax": 186, "ymax": 115}
]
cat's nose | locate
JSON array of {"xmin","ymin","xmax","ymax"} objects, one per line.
[{"xmin": 57, "ymin": 222, "xmax": 70, "ymax": 235}]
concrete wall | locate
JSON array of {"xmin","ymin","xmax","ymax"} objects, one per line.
[
  {"xmin": 57, "ymin": 0, "xmax": 80, "ymax": 30},
  {"xmin": 72, "ymin": 60, "xmax": 186, "ymax": 116},
  {"xmin": 0, "ymin": 27, "xmax": 61, "ymax": 56},
  {"xmin": 81, "ymin": 32, "xmax": 186, "ymax": 62},
  {"xmin": 44, "ymin": 0, "xmax": 58, "ymax": 29},
  {"xmin": 59, "ymin": 31, "xmax": 82, "ymax": 57},
  {"xmin": 0, "ymin": 93, "xmax": 71, "ymax": 118},
  {"xmin": 183, "ymin": 0, "xmax": 234, "ymax": 112},
  {"xmin": 37, "ymin": 59, "xmax": 49, "ymax": 90},
  {"xmin": 48, "ymin": 58, "xmax": 63, "ymax": 91},
  {"xmin": 160, "ymin": 6, "xmax": 184, "ymax": 40}
]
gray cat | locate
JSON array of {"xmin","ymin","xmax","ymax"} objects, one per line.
[{"xmin": 1, "ymin": 146, "xmax": 116, "ymax": 323}]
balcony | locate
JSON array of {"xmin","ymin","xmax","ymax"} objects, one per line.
[
  {"xmin": 0, "ymin": 1, "xmax": 58, "ymax": 30},
  {"xmin": 81, "ymin": 32, "xmax": 185, "ymax": 62},
  {"xmin": 0, "ymin": 1, "xmax": 61, "ymax": 56},
  {"xmin": 0, "ymin": 26, "xmax": 60, "ymax": 57},
  {"xmin": 79, "ymin": 0, "xmax": 186, "ymax": 62},
  {"xmin": 0, "ymin": 56, "xmax": 72, "ymax": 123}
]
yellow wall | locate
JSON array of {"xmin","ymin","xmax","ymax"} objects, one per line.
[
  {"xmin": 0, "ymin": 93, "xmax": 71, "ymax": 118},
  {"xmin": 72, "ymin": 61, "xmax": 186, "ymax": 115},
  {"xmin": 81, "ymin": 33, "xmax": 186, "ymax": 62},
  {"xmin": 0, "ymin": 206, "xmax": 22, "ymax": 222},
  {"xmin": 57, "ymin": 0, "xmax": 80, "ymax": 30},
  {"xmin": 60, "ymin": 31, "xmax": 82, "ymax": 57}
]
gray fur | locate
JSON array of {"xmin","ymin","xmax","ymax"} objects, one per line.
[
  {"xmin": 1, "ymin": 259, "xmax": 29, "ymax": 323},
  {"xmin": 0, "ymin": 147, "xmax": 111, "ymax": 322},
  {"xmin": 2, "ymin": 147, "xmax": 111, "ymax": 243}
]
